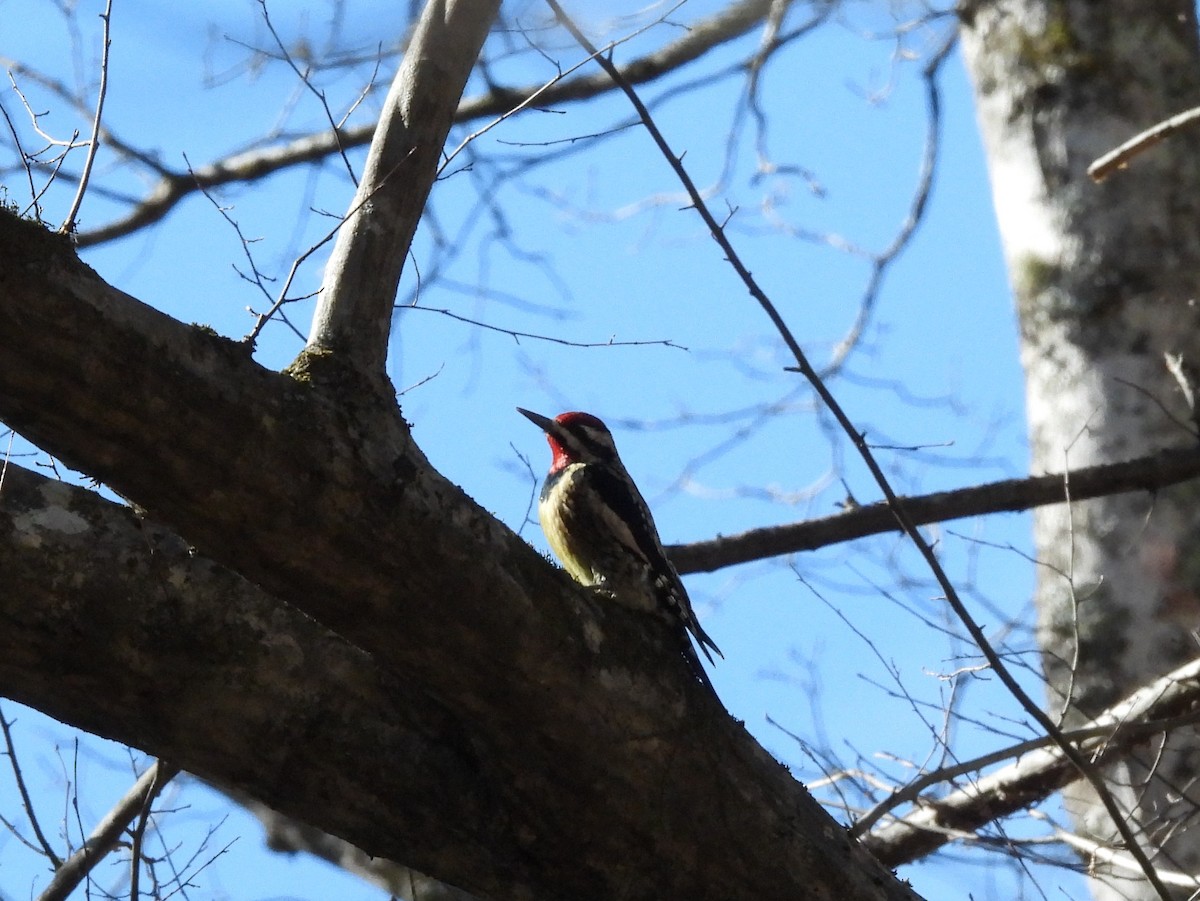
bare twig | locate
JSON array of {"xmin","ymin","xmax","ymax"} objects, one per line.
[
  {"xmin": 1050, "ymin": 822, "xmax": 1200, "ymax": 888},
  {"xmin": 36, "ymin": 759, "xmax": 179, "ymax": 901},
  {"xmin": 127, "ymin": 760, "xmax": 180, "ymax": 901},
  {"xmin": 0, "ymin": 99, "xmax": 40, "ymax": 217},
  {"xmin": 860, "ymin": 656, "xmax": 1200, "ymax": 866},
  {"xmin": 403, "ymin": 304, "xmax": 685, "ymax": 350},
  {"xmin": 825, "ymin": 27, "xmax": 956, "ymax": 374},
  {"xmin": 70, "ymin": 0, "xmax": 778, "ymax": 248},
  {"xmin": 256, "ymin": 0, "xmax": 358, "ymax": 186},
  {"xmin": 439, "ymin": 1, "xmax": 686, "ymax": 176},
  {"xmin": 6, "ymin": 72, "xmax": 80, "ymax": 216},
  {"xmin": 186, "ymin": 154, "xmax": 280, "ymax": 308},
  {"xmin": 0, "ymin": 56, "xmax": 170, "ymax": 176},
  {"xmin": 0, "ymin": 703, "xmax": 62, "ymax": 867},
  {"xmin": 60, "ymin": 0, "xmax": 113, "ymax": 235},
  {"xmin": 547, "ymin": 4, "xmax": 1172, "ymax": 895},
  {"xmin": 1088, "ymin": 105, "xmax": 1200, "ymax": 182},
  {"xmin": 239, "ymin": 148, "xmax": 434, "ymax": 346}
]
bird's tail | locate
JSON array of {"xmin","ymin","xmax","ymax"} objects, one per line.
[
  {"xmin": 680, "ymin": 632, "xmax": 720, "ymax": 698},
  {"xmin": 687, "ymin": 618, "xmax": 723, "ymax": 666}
]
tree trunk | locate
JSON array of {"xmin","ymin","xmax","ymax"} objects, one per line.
[{"xmin": 959, "ymin": 2, "xmax": 1200, "ymax": 897}]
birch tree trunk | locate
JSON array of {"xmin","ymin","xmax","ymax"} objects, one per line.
[{"xmin": 960, "ymin": 2, "xmax": 1200, "ymax": 897}]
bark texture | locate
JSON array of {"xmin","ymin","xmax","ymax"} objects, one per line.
[
  {"xmin": 0, "ymin": 211, "xmax": 920, "ymax": 901},
  {"xmin": 960, "ymin": 2, "xmax": 1200, "ymax": 896}
]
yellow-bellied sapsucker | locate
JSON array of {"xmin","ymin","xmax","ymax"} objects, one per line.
[{"xmin": 518, "ymin": 407, "xmax": 723, "ymax": 693}]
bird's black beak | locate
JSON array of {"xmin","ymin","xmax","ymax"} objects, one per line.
[
  {"xmin": 517, "ymin": 407, "xmax": 556, "ymax": 433},
  {"xmin": 518, "ymin": 407, "xmax": 575, "ymax": 448}
]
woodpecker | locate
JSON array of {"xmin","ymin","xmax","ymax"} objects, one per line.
[{"xmin": 517, "ymin": 407, "xmax": 722, "ymax": 693}]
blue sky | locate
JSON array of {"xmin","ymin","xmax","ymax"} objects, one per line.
[{"xmin": 1, "ymin": 2, "xmax": 1078, "ymax": 898}]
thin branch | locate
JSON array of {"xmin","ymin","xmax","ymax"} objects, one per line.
[
  {"xmin": 436, "ymin": 10, "xmax": 653, "ymax": 176},
  {"xmin": 0, "ymin": 56, "xmax": 171, "ymax": 177},
  {"xmin": 860, "ymin": 656, "xmax": 1200, "ymax": 866},
  {"xmin": 71, "ymin": 0, "xmax": 777, "ymax": 248},
  {"xmin": 6, "ymin": 71, "xmax": 81, "ymax": 217},
  {"xmin": 186, "ymin": 153, "xmax": 281, "ymax": 311},
  {"xmin": 126, "ymin": 760, "xmax": 179, "ymax": 901},
  {"xmin": 670, "ymin": 446, "xmax": 1200, "ymax": 574},
  {"xmin": 60, "ymin": 0, "xmax": 113, "ymax": 235},
  {"xmin": 1088, "ymin": 104, "xmax": 1200, "ymax": 182},
  {"xmin": 403, "ymin": 304, "xmax": 685, "ymax": 350},
  {"xmin": 0, "ymin": 703, "xmax": 61, "ymax": 867},
  {"xmin": 0, "ymin": 97, "xmax": 40, "ymax": 218},
  {"xmin": 546, "ymin": 5, "xmax": 1172, "ymax": 895},
  {"xmin": 36, "ymin": 759, "xmax": 180, "ymax": 901},
  {"xmin": 241, "ymin": 146, "xmax": 440, "ymax": 347},
  {"xmin": 850, "ymin": 711, "xmax": 1200, "ymax": 839},
  {"xmin": 256, "ymin": 0, "xmax": 359, "ymax": 186},
  {"xmin": 1050, "ymin": 822, "xmax": 1200, "ymax": 888},
  {"xmin": 824, "ymin": 26, "xmax": 956, "ymax": 375}
]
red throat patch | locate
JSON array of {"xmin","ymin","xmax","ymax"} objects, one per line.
[
  {"xmin": 543, "ymin": 411, "xmax": 608, "ymax": 473},
  {"xmin": 546, "ymin": 431, "xmax": 573, "ymax": 474}
]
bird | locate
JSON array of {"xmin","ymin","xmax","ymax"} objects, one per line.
[{"xmin": 517, "ymin": 407, "xmax": 722, "ymax": 694}]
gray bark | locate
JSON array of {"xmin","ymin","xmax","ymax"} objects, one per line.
[{"xmin": 960, "ymin": 2, "xmax": 1200, "ymax": 896}]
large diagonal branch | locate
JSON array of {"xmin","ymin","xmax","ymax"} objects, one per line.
[
  {"xmin": 0, "ymin": 462, "xmax": 502, "ymax": 895},
  {"xmin": 0, "ymin": 214, "xmax": 917, "ymax": 900},
  {"xmin": 8, "ymin": 456, "xmax": 1200, "ymax": 891}
]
